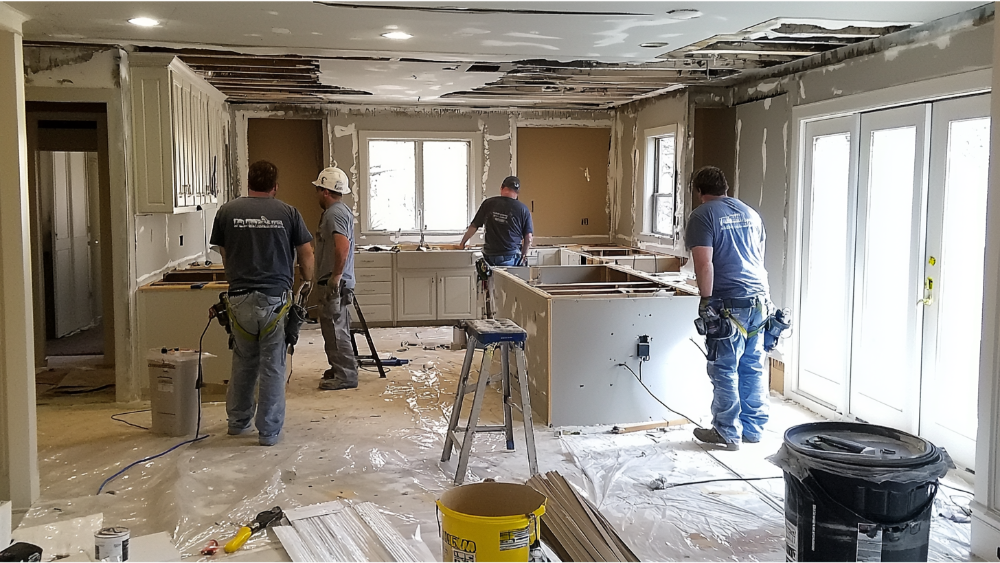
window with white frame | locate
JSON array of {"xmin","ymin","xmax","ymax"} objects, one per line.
[
  {"xmin": 361, "ymin": 132, "xmax": 477, "ymax": 233},
  {"xmin": 643, "ymin": 125, "xmax": 677, "ymax": 238}
]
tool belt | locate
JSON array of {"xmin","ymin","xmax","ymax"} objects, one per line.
[{"xmin": 224, "ymin": 291, "xmax": 293, "ymax": 342}]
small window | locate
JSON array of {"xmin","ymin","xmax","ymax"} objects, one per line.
[
  {"xmin": 643, "ymin": 125, "xmax": 678, "ymax": 238},
  {"xmin": 362, "ymin": 132, "xmax": 476, "ymax": 233},
  {"xmin": 652, "ymin": 135, "xmax": 676, "ymax": 236}
]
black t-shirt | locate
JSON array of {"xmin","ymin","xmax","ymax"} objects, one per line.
[
  {"xmin": 210, "ymin": 197, "xmax": 313, "ymax": 294},
  {"xmin": 472, "ymin": 196, "xmax": 534, "ymax": 256}
]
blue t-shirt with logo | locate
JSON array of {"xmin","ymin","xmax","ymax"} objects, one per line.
[{"xmin": 685, "ymin": 197, "xmax": 769, "ymax": 299}]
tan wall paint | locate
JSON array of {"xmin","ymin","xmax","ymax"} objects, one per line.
[
  {"xmin": 515, "ymin": 127, "xmax": 611, "ymax": 237},
  {"xmin": 247, "ymin": 118, "xmax": 325, "ymax": 232}
]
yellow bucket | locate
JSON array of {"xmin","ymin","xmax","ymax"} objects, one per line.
[{"xmin": 437, "ymin": 481, "xmax": 546, "ymax": 562}]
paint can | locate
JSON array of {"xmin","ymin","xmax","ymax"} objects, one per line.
[{"xmin": 95, "ymin": 526, "xmax": 130, "ymax": 562}]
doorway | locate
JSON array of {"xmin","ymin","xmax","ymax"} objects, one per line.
[
  {"xmin": 796, "ymin": 94, "xmax": 991, "ymax": 468},
  {"xmin": 27, "ymin": 103, "xmax": 116, "ymax": 398}
]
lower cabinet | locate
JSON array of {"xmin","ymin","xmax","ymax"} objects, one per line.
[{"xmin": 396, "ymin": 269, "xmax": 477, "ymax": 322}]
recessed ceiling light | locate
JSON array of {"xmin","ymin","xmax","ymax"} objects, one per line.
[
  {"xmin": 640, "ymin": 42, "xmax": 670, "ymax": 48},
  {"xmin": 128, "ymin": 17, "xmax": 159, "ymax": 27},
  {"xmin": 666, "ymin": 9, "xmax": 702, "ymax": 20},
  {"xmin": 381, "ymin": 31, "xmax": 413, "ymax": 40}
]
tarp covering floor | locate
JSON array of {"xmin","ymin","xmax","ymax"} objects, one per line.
[{"xmin": 21, "ymin": 327, "xmax": 973, "ymax": 561}]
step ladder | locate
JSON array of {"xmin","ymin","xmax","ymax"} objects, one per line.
[
  {"xmin": 441, "ymin": 318, "xmax": 538, "ymax": 485},
  {"xmin": 349, "ymin": 296, "xmax": 386, "ymax": 378}
]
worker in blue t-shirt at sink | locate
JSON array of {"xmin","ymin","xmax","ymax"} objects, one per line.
[{"xmin": 460, "ymin": 175, "xmax": 534, "ymax": 267}]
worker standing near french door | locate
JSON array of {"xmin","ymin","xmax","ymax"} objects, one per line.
[{"xmin": 686, "ymin": 166, "xmax": 773, "ymax": 451}]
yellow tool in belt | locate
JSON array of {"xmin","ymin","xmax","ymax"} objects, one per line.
[{"xmin": 224, "ymin": 506, "xmax": 284, "ymax": 553}]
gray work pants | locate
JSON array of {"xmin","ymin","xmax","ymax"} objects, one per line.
[
  {"xmin": 226, "ymin": 291, "xmax": 288, "ymax": 439},
  {"xmin": 319, "ymin": 281, "xmax": 359, "ymax": 386}
]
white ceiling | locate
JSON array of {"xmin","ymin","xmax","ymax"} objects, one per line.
[{"xmin": 10, "ymin": 1, "xmax": 986, "ymax": 107}]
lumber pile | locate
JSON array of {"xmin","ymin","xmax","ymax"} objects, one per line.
[{"xmin": 526, "ymin": 472, "xmax": 639, "ymax": 562}]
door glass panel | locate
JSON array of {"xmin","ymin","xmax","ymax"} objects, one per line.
[
  {"xmin": 422, "ymin": 141, "xmax": 469, "ymax": 231},
  {"xmin": 368, "ymin": 140, "xmax": 416, "ymax": 231},
  {"xmin": 933, "ymin": 117, "xmax": 990, "ymax": 438},
  {"xmin": 799, "ymin": 133, "xmax": 852, "ymax": 400},
  {"xmin": 854, "ymin": 126, "xmax": 917, "ymax": 411}
]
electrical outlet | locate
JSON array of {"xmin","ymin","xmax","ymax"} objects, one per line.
[{"xmin": 637, "ymin": 335, "xmax": 650, "ymax": 361}]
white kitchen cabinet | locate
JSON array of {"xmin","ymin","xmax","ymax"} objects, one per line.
[
  {"xmin": 396, "ymin": 268, "xmax": 478, "ymax": 321},
  {"xmin": 353, "ymin": 252, "xmax": 393, "ymax": 323},
  {"xmin": 438, "ymin": 270, "xmax": 477, "ymax": 319},
  {"xmin": 131, "ymin": 53, "xmax": 229, "ymax": 213},
  {"xmin": 397, "ymin": 271, "xmax": 437, "ymax": 321}
]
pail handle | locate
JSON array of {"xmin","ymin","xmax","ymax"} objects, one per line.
[
  {"xmin": 802, "ymin": 473, "xmax": 938, "ymax": 527},
  {"xmin": 436, "ymin": 505, "xmax": 442, "ymax": 539}
]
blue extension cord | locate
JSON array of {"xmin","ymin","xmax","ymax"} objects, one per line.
[{"xmin": 96, "ymin": 318, "xmax": 214, "ymax": 495}]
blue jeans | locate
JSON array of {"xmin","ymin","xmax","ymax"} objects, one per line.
[
  {"xmin": 484, "ymin": 254, "xmax": 522, "ymax": 267},
  {"xmin": 226, "ymin": 291, "xmax": 289, "ymax": 439},
  {"xmin": 705, "ymin": 299, "xmax": 770, "ymax": 443}
]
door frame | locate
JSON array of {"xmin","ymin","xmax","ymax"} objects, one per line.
[
  {"xmin": 26, "ymin": 86, "xmax": 142, "ymax": 402},
  {"xmin": 786, "ymin": 69, "xmax": 991, "ymax": 420}
]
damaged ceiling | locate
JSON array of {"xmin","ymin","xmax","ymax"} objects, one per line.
[{"xmin": 10, "ymin": 1, "xmax": 987, "ymax": 108}]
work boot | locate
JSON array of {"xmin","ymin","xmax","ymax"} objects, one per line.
[
  {"xmin": 259, "ymin": 432, "xmax": 282, "ymax": 447},
  {"xmin": 693, "ymin": 427, "xmax": 740, "ymax": 451},
  {"xmin": 227, "ymin": 423, "xmax": 252, "ymax": 436},
  {"xmin": 319, "ymin": 379, "xmax": 358, "ymax": 391}
]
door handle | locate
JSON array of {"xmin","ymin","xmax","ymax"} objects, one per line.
[{"xmin": 918, "ymin": 276, "xmax": 934, "ymax": 306}]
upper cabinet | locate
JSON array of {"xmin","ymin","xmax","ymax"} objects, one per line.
[{"xmin": 130, "ymin": 54, "xmax": 230, "ymax": 213}]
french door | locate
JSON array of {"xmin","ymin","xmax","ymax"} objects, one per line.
[{"xmin": 797, "ymin": 94, "xmax": 990, "ymax": 468}]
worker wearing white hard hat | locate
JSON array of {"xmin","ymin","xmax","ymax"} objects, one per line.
[{"xmin": 312, "ymin": 166, "xmax": 358, "ymax": 390}]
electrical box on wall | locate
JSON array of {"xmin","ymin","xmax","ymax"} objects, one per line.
[{"xmin": 637, "ymin": 335, "xmax": 650, "ymax": 361}]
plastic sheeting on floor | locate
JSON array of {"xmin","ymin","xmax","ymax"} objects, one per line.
[{"xmin": 21, "ymin": 327, "xmax": 973, "ymax": 561}]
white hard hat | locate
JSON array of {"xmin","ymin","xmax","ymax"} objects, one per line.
[{"xmin": 312, "ymin": 166, "xmax": 351, "ymax": 194}]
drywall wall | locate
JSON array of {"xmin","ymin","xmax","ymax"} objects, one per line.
[
  {"xmin": 722, "ymin": 8, "xmax": 993, "ymax": 313},
  {"xmin": 730, "ymin": 5, "xmax": 993, "ymax": 107},
  {"xmin": 234, "ymin": 105, "xmax": 615, "ymax": 247},
  {"xmin": 734, "ymin": 94, "xmax": 791, "ymax": 309},
  {"xmin": 23, "ymin": 45, "xmax": 120, "ymax": 89},
  {"xmin": 610, "ymin": 91, "xmax": 689, "ymax": 253},
  {"xmin": 135, "ymin": 209, "xmax": 218, "ymax": 286},
  {"xmin": 515, "ymin": 127, "xmax": 610, "ymax": 237}
]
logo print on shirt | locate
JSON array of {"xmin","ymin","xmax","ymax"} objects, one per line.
[
  {"xmin": 719, "ymin": 214, "xmax": 752, "ymax": 231},
  {"xmin": 491, "ymin": 211, "xmax": 510, "ymax": 224},
  {"xmin": 234, "ymin": 216, "xmax": 285, "ymax": 229}
]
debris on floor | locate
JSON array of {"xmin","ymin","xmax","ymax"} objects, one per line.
[{"xmin": 20, "ymin": 327, "xmax": 973, "ymax": 561}]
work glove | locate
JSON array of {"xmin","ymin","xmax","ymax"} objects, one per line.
[
  {"xmin": 297, "ymin": 281, "xmax": 312, "ymax": 304},
  {"xmin": 698, "ymin": 296, "xmax": 712, "ymax": 317}
]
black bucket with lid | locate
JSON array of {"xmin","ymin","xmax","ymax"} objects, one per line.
[{"xmin": 770, "ymin": 422, "xmax": 952, "ymax": 562}]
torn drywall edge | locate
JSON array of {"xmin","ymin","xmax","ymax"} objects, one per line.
[
  {"xmin": 782, "ymin": 119, "xmax": 789, "ymax": 275},
  {"xmin": 480, "ymin": 119, "xmax": 490, "ymax": 200},
  {"xmin": 722, "ymin": 3, "xmax": 993, "ymax": 105},
  {"xmin": 734, "ymin": 119, "xmax": 742, "ymax": 197},
  {"xmin": 605, "ymin": 113, "xmax": 617, "ymax": 243},
  {"xmin": 760, "ymin": 128, "xmax": 767, "ymax": 209},
  {"xmin": 23, "ymin": 46, "xmax": 119, "ymax": 89},
  {"xmin": 629, "ymin": 119, "xmax": 639, "ymax": 242}
]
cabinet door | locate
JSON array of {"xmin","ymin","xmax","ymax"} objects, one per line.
[
  {"xmin": 171, "ymin": 77, "xmax": 185, "ymax": 208},
  {"xmin": 437, "ymin": 270, "xmax": 477, "ymax": 320},
  {"xmin": 396, "ymin": 271, "xmax": 436, "ymax": 321}
]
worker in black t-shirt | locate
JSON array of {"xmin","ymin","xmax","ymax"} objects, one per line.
[{"xmin": 459, "ymin": 176, "xmax": 534, "ymax": 267}]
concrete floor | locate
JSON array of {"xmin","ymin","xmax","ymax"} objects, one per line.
[{"xmin": 21, "ymin": 326, "xmax": 973, "ymax": 561}]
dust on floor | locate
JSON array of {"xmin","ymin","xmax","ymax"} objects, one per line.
[{"xmin": 24, "ymin": 326, "xmax": 972, "ymax": 561}]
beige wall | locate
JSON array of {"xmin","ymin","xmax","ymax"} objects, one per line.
[
  {"xmin": 516, "ymin": 127, "xmax": 611, "ymax": 237},
  {"xmin": 247, "ymin": 118, "xmax": 325, "ymax": 233}
]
